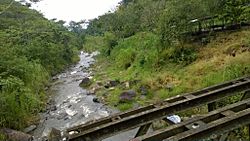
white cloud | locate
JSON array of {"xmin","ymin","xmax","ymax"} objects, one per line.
[{"xmin": 30, "ymin": 0, "xmax": 121, "ymax": 22}]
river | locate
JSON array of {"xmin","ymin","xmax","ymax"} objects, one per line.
[{"xmin": 33, "ymin": 51, "xmax": 137, "ymax": 141}]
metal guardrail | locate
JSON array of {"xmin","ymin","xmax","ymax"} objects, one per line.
[
  {"xmin": 65, "ymin": 76, "xmax": 250, "ymax": 141},
  {"xmin": 187, "ymin": 13, "xmax": 250, "ymax": 35}
]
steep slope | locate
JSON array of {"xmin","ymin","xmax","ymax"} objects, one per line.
[{"xmin": 0, "ymin": 0, "xmax": 81, "ymax": 130}]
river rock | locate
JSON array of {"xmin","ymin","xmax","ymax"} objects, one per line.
[
  {"xmin": 89, "ymin": 83, "xmax": 103, "ymax": 94},
  {"xmin": 93, "ymin": 97, "xmax": 100, "ymax": 103},
  {"xmin": 65, "ymin": 109, "xmax": 77, "ymax": 117},
  {"xmin": 57, "ymin": 113, "xmax": 68, "ymax": 120},
  {"xmin": 119, "ymin": 90, "xmax": 137, "ymax": 102},
  {"xmin": 79, "ymin": 77, "xmax": 92, "ymax": 88},
  {"xmin": 64, "ymin": 117, "xmax": 71, "ymax": 121},
  {"xmin": 52, "ymin": 76, "xmax": 59, "ymax": 81},
  {"xmin": 50, "ymin": 105, "xmax": 57, "ymax": 111},
  {"xmin": 0, "ymin": 128, "xmax": 33, "ymax": 141},
  {"xmin": 23, "ymin": 125, "xmax": 37, "ymax": 133},
  {"xmin": 86, "ymin": 90, "xmax": 95, "ymax": 95},
  {"xmin": 104, "ymin": 80, "xmax": 120, "ymax": 88},
  {"xmin": 68, "ymin": 104, "xmax": 72, "ymax": 108}
]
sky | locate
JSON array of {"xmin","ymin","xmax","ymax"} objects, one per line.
[{"xmin": 20, "ymin": 0, "xmax": 122, "ymax": 23}]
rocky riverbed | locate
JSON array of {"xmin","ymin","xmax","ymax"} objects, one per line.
[{"xmin": 32, "ymin": 51, "xmax": 118, "ymax": 140}]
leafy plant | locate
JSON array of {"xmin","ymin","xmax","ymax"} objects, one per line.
[{"xmin": 0, "ymin": 0, "xmax": 80, "ymax": 129}]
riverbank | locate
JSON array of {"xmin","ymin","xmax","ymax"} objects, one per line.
[
  {"xmin": 0, "ymin": 0, "xmax": 83, "ymax": 135},
  {"xmin": 84, "ymin": 29, "xmax": 250, "ymax": 113}
]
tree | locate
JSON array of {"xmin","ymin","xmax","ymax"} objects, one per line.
[
  {"xmin": 120, "ymin": 0, "xmax": 134, "ymax": 6},
  {"xmin": 0, "ymin": 0, "xmax": 81, "ymax": 129},
  {"xmin": 223, "ymin": 0, "xmax": 250, "ymax": 25},
  {"xmin": 67, "ymin": 20, "xmax": 86, "ymax": 49}
]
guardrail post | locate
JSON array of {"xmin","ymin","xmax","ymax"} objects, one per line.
[
  {"xmin": 198, "ymin": 21, "xmax": 202, "ymax": 33},
  {"xmin": 222, "ymin": 18, "xmax": 225, "ymax": 30}
]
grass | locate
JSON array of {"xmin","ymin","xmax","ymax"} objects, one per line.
[
  {"xmin": 117, "ymin": 103, "xmax": 134, "ymax": 111},
  {"xmin": 84, "ymin": 29, "xmax": 250, "ymax": 112},
  {"xmin": 82, "ymin": 35, "xmax": 106, "ymax": 52},
  {"xmin": 83, "ymin": 29, "xmax": 250, "ymax": 139}
]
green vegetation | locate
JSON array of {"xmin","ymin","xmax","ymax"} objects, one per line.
[
  {"xmin": 81, "ymin": 0, "xmax": 250, "ymax": 125},
  {"xmin": 83, "ymin": 0, "xmax": 250, "ymax": 109},
  {"xmin": 0, "ymin": 0, "xmax": 249, "ymax": 138},
  {"xmin": 90, "ymin": 30, "xmax": 250, "ymax": 106},
  {"xmin": 0, "ymin": 0, "xmax": 81, "ymax": 129},
  {"xmin": 0, "ymin": 133, "xmax": 6, "ymax": 141}
]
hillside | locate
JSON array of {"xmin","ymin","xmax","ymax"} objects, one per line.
[
  {"xmin": 82, "ymin": 0, "xmax": 250, "ymax": 110},
  {"xmin": 80, "ymin": 1, "xmax": 250, "ymax": 137},
  {"xmin": 0, "ymin": 0, "xmax": 81, "ymax": 130}
]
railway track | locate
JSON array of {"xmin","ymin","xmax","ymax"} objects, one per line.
[
  {"xmin": 134, "ymin": 97, "xmax": 250, "ymax": 141},
  {"xmin": 64, "ymin": 76, "xmax": 250, "ymax": 141}
]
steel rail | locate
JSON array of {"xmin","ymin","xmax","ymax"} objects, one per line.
[
  {"xmin": 134, "ymin": 98, "xmax": 250, "ymax": 141},
  {"xmin": 67, "ymin": 76, "xmax": 250, "ymax": 141}
]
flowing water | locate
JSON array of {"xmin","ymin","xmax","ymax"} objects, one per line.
[{"xmin": 33, "ymin": 51, "xmax": 137, "ymax": 141}]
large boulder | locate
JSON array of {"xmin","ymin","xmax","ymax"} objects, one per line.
[
  {"xmin": 119, "ymin": 90, "xmax": 136, "ymax": 103},
  {"xmin": 79, "ymin": 77, "xmax": 92, "ymax": 88},
  {"xmin": 0, "ymin": 128, "xmax": 33, "ymax": 141}
]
